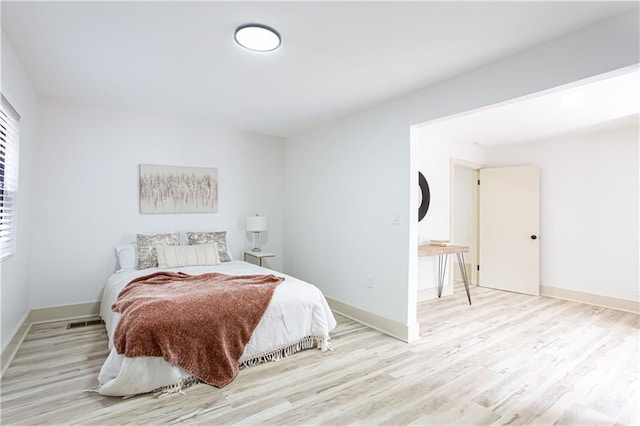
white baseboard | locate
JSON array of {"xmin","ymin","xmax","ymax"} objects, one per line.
[
  {"xmin": 417, "ymin": 285, "xmax": 452, "ymax": 302},
  {"xmin": 30, "ymin": 301, "xmax": 100, "ymax": 324},
  {"xmin": 541, "ymin": 286, "xmax": 639, "ymax": 314},
  {"xmin": 8, "ymin": 287, "xmax": 632, "ymax": 376},
  {"xmin": 1, "ymin": 311, "xmax": 31, "ymax": 378},
  {"xmin": 325, "ymin": 297, "xmax": 418, "ymax": 343},
  {"xmin": 1, "ymin": 301, "xmax": 101, "ymax": 378}
]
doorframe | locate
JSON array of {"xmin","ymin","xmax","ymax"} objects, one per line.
[{"xmin": 450, "ymin": 158, "xmax": 483, "ymax": 286}]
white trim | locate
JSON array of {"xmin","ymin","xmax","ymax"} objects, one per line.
[
  {"xmin": 1, "ymin": 311, "xmax": 30, "ymax": 378},
  {"xmin": 450, "ymin": 158, "xmax": 482, "ymax": 287},
  {"xmin": 325, "ymin": 297, "xmax": 418, "ymax": 343},
  {"xmin": 541, "ymin": 286, "xmax": 639, "ymax": 314},
  {"xmin": 1, "ymin": 301, "xmax": 101, "ymax": 376},
  {"xmin": 417, "ymin": 285, "xmax": 453, "ymax": 302},
  {"xmin": 30, "ymin": 301, "xmax": 100, "ymax": 324}
]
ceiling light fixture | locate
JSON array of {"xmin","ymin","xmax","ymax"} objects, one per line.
[{"xmin": 234, "ymin": 24, "xmax": 281, "ymax": 52}]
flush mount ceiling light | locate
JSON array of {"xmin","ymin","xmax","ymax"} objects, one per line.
[{"xmin": 234, "ymin": 24, "xmax": 281, "ymax": 52}]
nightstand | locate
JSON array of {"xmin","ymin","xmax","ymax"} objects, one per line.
[{"xmin": 243, "ymin": 251, "xmax": 275, "ymax": 267}]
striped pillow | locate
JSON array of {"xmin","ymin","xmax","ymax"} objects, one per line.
[
  {"xmin": 187, "ymin": 231, "xmax": 232, "ymax": 262},
  {"xmin": 155, "ymin": 243, "xmax": 221, "ymax": 269}
]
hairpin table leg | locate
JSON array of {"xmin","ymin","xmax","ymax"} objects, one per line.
[{"xmin": 456, "ymin": 252, "xmax": 472, "ymax": 305}]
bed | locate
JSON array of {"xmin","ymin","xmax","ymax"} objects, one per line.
[{"xmin": 98, "ymin": 245, "xmax": 337, "ymax": 397}]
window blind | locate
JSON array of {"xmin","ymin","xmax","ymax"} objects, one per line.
[{"xmin": 1, "ymin": 95, "xmax": 20, "ymax": 263}]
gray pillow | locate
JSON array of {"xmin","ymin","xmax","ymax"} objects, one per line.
[
  {"xmin": 187, "ymin": 231, "xmax": 231, "ymax": 262},
  {"xmin": 136, "ymin": 233, "xmax": 180, "ymax": 269}
]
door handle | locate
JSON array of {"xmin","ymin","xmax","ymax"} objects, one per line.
[{"xmin": 531, "ymin": 235, "xmax": 538, "ymax": 240}]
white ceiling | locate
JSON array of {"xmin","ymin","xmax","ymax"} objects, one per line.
[
  {"xmin": 419, "ymin": 68, "xmax": 640, "ymax": 145},
  {"xmin": 2, "ymin": 1, "xmax": 638, "ymax": 138}
]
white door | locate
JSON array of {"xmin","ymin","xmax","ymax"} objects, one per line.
[{"xmin": 479, "ymin": 165, "xmax": 540, "ymax": 295}]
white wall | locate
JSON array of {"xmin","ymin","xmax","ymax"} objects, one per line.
[
  {"xmin": 283, "ymin": 11, "xmax": 638, "ymax": 339},
  {"xmin": 1, "ymin": 32, "xmax": 38, "ymax": 351},
  {"xmin": 29, "ymin": 97, "xmax": 284, "ymax": 309},
  {"xmin": 284, "ymin": 113, "xmax": 412, "ymax": 327},
  {"xmin": 3, "ymin": 10, "xmax": 638, "ymax": 350},
  {"xmin": 413, "ymin": 136, "xmax": 484, "ymax": 292},
  {"xmin": 484, "ymin": 122, "xmax": 639, "ymax": 301}
]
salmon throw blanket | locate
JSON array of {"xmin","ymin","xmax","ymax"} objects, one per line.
[{"xmin": 112, "ymin": 271, "xmax": 284, "ymax": 387}]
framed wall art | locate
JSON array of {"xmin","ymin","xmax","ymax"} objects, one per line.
[{"xmin": 139, "ymin": 164, "xmax": 218, "ymax": 214}]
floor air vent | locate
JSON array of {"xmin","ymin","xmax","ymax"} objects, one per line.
[{"xmin": 66, "ymin": 319, "xmax": 105, "ymax": 329}]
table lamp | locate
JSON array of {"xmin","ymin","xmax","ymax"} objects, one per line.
[{"xmin": 247, "ymin": 215, "xmax": 267, "ymax": 252}]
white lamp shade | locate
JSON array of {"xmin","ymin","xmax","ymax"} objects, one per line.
[{"xmin": 247, "ymin": 215, "xmax": 267, "ymax": 232}]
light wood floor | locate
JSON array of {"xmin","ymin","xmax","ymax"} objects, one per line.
[{"xmin": 1, "ymin": 283, "xmax": 638, "ymax": 425}]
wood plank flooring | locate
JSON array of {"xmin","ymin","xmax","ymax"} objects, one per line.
[{"xmin": 1, "ymin": 283, "xmax": 638, "ymax": 425}]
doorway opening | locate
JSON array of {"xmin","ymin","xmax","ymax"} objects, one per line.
[
  {"xmin": 450, "ymin": 159, "xmax": 481, "ymax": 287},
  {"xmin": 410, "ymin": 66, "xmax": 638, "ymax": 340}
]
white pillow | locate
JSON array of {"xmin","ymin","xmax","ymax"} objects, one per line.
[
  {"xmin": 186, "ymin": 231, "xmax": 233, "ymax": 262},
  {"xmin": 156, "ymin": 243, "xmax": 221, "ymax": 269},
  {"xmin": 116, "ymin": 244, "xmax": 137, "ymax": 271}
]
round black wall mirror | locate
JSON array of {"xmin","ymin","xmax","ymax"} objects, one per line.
[{"xmin": 418, "ymin": 172, "xmax": 430, "ymax": 222}]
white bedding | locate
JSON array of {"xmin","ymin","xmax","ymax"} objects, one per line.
[{"xmin": 98, "ymin": 260, "xmax": 337, "ymax": 396}]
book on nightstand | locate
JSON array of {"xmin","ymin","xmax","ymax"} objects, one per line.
[{"xmin": 429, "ymin": 240, "xmax": 450, "ymax": 247}]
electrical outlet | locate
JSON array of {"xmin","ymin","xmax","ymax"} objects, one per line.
[
  {"xmin": 367, "ymin": 277, "xmax": 374, "ymax": 288},
  {"xmin": 392, "ymin": 213, "xmax": 399, "ymax": 225}
]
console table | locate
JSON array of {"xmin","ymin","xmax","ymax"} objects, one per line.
[{"xmin": 418, "ymin": 244, "xmax": 472, "ymax": 305}]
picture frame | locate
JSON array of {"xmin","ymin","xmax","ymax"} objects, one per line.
[{"xmin": 139, "ymin": 164, "xmax": 218, "ymax": 214}]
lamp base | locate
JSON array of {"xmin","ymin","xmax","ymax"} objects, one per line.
[{"xmin": 251, "ymin": 232, "xmax": 262, "ymax": 252}]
